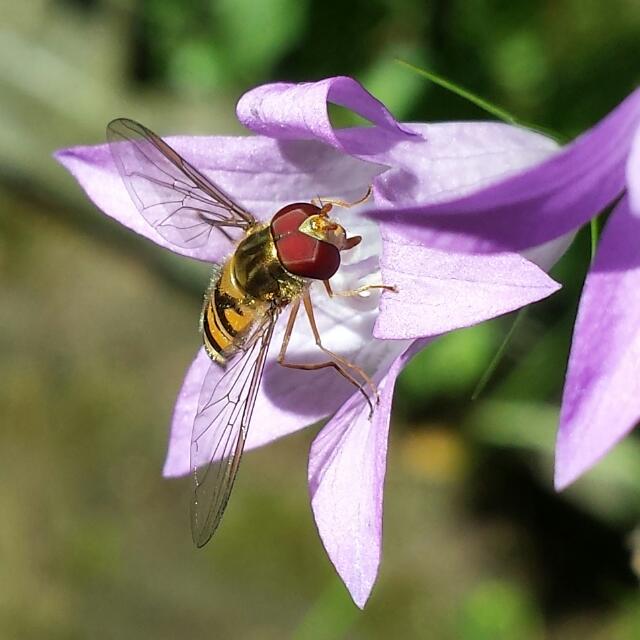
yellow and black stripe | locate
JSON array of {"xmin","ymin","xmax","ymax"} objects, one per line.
[{"xmin": 201, "ymin": 259, "xmax": 261, "ymax": 362}]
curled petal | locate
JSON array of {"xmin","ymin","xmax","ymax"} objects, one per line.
[
  {"xmin": 236, "ymin": 76, "xmax": 416, "ymax": 153},
  {"xmin": 555, "ymin": 197, "xmax": 640, "ymax": 489},
  {"xmin": 375, "ymin": 232, "xmax": 560, "ymax": 340},
  {"xmin": 308, "ymin": 340, "xmax": 424, "ymax": 608},
  {"xmin": 367, "ymin": 88, "xmax": 640, "ymax": 253}
]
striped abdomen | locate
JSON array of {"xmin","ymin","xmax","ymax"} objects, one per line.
[{"xmin": 201, "ymin": 259, "xmax": 264, "ymax": 362}]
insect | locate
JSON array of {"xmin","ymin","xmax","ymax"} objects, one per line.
[{"xmin": 107, "ymin": 118, "xmax": 391, "ymax": 547}]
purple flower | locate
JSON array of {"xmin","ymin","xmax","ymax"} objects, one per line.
[
  {"xmin": 55, "ymin": 76, "xmax": 560, "ymax": 607},
  {"xmin": 369, "ymin": 87, "xmax": 640, "ymax": 493}
]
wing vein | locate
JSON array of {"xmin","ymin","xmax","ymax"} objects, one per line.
[{"xmin": 190, "ymin": 309, "xmax": 279, "ymax": 547}]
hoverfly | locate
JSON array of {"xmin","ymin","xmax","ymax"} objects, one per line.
[{"xmin": 107, "ymin": 119, "xmax": 391, "ymax": 548}]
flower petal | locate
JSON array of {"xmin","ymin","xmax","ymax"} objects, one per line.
[
  {"xmin": 522, "ymin": 231, "xmax": 576, "ymax": 272},
  {"xmin": 308, "ymin": 340, "xmax": 424, "ymax": 608},
  {"xmin": 364, "ymin": 121, "xmax": 571, "ymax": 276},
  {"xmin": 236, "ymin": 76, "xmax": 416, "ymax": 153},
  {"xmin": 375, "ymin": 232, "xmax": 560, "ymax": 340},
  {"xmin": 366, "ymin": 121, "xmax": 558, "ymax": 206},
  {"xmin": 627, "ymin": 121, "xmax": 640, "ymax": 215},
  {"xmin": 55, "ymin": 135, "xmax": 383, "ymax": 261},
  {"xmin": 555, "ymin": 196, "xmax": 640, "ymax": 489},
  {"xmin": 163, "ymin": 346, "xmax": 355, "ymax": 478},
  {"xmin": 366, "ymin": 88, "xmax": 640, "ymax": 253},
  {"xmin": 163, "ymin": 349, "xmax": 210, "ymax": 477}
]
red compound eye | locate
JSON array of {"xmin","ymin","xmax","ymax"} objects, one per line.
[{"xmin": 271, "ymin": 203, "xmax": 341, "ymax": 280}]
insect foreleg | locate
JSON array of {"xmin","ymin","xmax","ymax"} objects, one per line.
[
  {"xmin": 323, "ymin": 280, "xmax": 397, "ymax": 299},
  {"xmin": 312, "ymin": 186, "xmax": 373, "ymax": 214}
]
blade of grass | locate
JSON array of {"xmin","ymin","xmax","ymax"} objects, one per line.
[
  {"xmin": 590, "ymin": 216, "xmax": 600, "ymax": 264},
  {"xmin": 396, "ymin": 59, "xmax": 519, "ymax": 125},
  {"xmin": 396, "ymin": 59, "xmax": 566, "ymax": 142},
  {"xmin": 472, "ymin": 309, "xmax": 527, "ymax": 401}
]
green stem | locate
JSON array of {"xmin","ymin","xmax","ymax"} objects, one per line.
[{"xmin": 590, "ymin": 216, "xmax": 600, "ymax": 263}]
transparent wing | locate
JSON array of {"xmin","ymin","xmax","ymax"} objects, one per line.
[
  {"xmin": 107, "ymin": 118, "xmax": 255, "ymax": 250},
  {"xmin": 190, "ymin": 308, "xmax": 279, "ymax": 547}
]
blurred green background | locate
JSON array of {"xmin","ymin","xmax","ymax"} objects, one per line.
[{"xmin": 2, "ymin": 1, "xmax": 640, "ymax": 638}]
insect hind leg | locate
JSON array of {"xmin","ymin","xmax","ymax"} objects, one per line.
[
  {"xmin": 278, "ymin": 357, "xmax": 376, "ymax": 417},
  {"xmin": 275, "ymin": 291, "xmax": 378, "ymax": 418}
]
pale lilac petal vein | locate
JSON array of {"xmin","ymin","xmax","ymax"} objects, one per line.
[
  {"xmin": 555, "ymin": 197, "xmax": 640, "ymax": 489},
  {"xmin": 309, "ymin": 339, "xmax": 424, "ymax": 608},
  {"xmin": 375, "ymin": 236, "xmax": 561, "ymax": 340},
  {"xmin": 366, "ymin": 87, "xmax": 640, "ymax": 253}
]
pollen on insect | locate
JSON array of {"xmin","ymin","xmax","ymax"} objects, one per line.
[{"xmin": 310, "ymin": 216, "xmax": 337, "ymax": 233}]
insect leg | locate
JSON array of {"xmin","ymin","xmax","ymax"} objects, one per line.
[
  {"xmin": 277, "ymin": 297, "xmax": 301, "ymax": 360},
  {"xmin": 303, "ymin": 290, "xmax": 378, "ymax": 415},
  {"xmin": 277, "ymin": 294, "xmax": 377, "ymax": 417},
  {"xmin": 323, "ymin": 280, "xmax": 397, "ymax": 298}
]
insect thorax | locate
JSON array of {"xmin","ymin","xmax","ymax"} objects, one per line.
[
  {"xmin": 232, "ymin": 224, "xmax": 305, "ymax": 304},
  {"xmin": 200, "ymin": 225, "xmax": 304, "ymax": 363}
]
